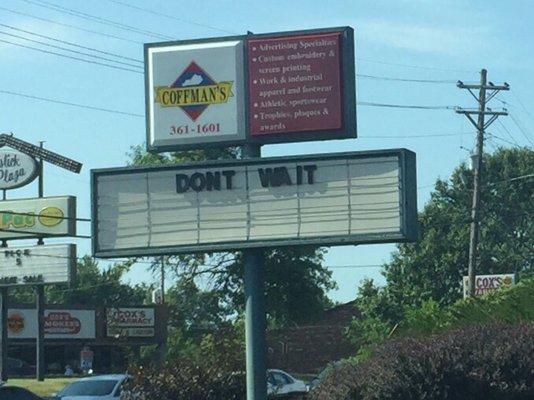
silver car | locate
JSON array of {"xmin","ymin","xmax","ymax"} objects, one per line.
[{"xmin": 53, "ymin": 374, "xmax": 128, "ymax": 400}]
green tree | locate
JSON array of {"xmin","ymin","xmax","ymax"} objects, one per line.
[
  {"xmin": 384, "ymin": 147, "xmax": 532, "ymax": 309},
  {"xmin": 128, "ymin": 145, "xmax": 336, "ymax": 327},
  {"xmin": 347, "ymin": 147, "xmax": 533, "ymax": 349},
  {"xmin": 10, "ymin": 256, "xmax": 151, "ymax": 306}
]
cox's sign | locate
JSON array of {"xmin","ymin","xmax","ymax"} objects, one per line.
[
  {"xmin": 463, "ymin": 274, "xmax": 515, "ymax": 298},
  {"xmin": 0, "ymin": 146, "xmax": 39, "ymax": 190}
]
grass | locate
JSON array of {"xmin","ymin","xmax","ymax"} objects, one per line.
[{"xmin": 8, "ymin": 377, "xmax": 76, "ymax": 397}]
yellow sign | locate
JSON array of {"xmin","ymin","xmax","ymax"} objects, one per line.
[
  {"xmin": 39, "ymin": 207, "xmax": 64, "ymax": 227},
  {"xmin": 155, "ymin": 81, "xmax": 234, "ymax": 108}
]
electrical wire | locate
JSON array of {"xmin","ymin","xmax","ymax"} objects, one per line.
[
  {"xmin": 103, "ymin": 0, "xmax": 237, "ymax": 35},
  {"xmin": 356, "ymin": 57, "xmax": 477, "ymax": 73},
  {"xmin": 0, "ymin": 38, "xmax": 143, "ymax": 74},
  {"xmin": 0, "ymin": 30, "xmax": 144, "ymax": 69},
  {"xmin": 0, "ymin": 22, "xmax": 143, "ymax": 63},
  {"xmin": 19, "ymin": 0, "xmax": 173, "ymax": 40},
  {"xmin": 0, "ymin": 210, "xmax": 90, "ymax": 222},
  {"xmin": 357, "ymin": 73, "xmax": 456, "ymax": 84},
  {"xmin": 0, "ymin": 5, "xmax": 143, "ymax": 44},
  {"xmin": 0, "ymin": 89, "xmax": 145, "ymax": 118},
  {"xmin": 496, "ymin": 120, "xmax": 521, "ymax": 147},
  {"xmin": 358, "ymin": 101, "xmax": 454, "ymax": 110},
  {"xmin": 509, "ymin": 113, "xmax": 534, "ymax": 145}
]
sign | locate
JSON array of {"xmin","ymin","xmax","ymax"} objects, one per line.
[
  {"xmin": 80, "ymin": 347, "xmax": 94, "ymax": 371},
  {"xmin": 92, "ymin": 149, "xmax": 417, "ymax": 257},
  {"xmin": 106, "ymin": 308, "xmax": 155, "ymax": 338},
  {"xmin": 0, "ymin": 196, "xmax": 76, "ymax": 240},
  {"xmin": 0, "ymin": 146, "xmax": 39, "ymax": 190},
  {"xmin": 145, "ymin": 27, "xmax": 355, "ymax": 152},
  {"xmin": 145, "ymin": 39, "xmax": 246, "ymax": 151},
  {"xmin": 5, "ymin": 309, "xmax": 96, "ymax": 339},
  {"xmin": 463, "ymin": 274, "xmax": 515, "ymax": 298},
  {"xmin": 248, "ymin": 28, "xmax": 355, "ymax": 143},
  {"xmin": 0, "ymin": 244, "xmax": 76, "ymax": 286}
]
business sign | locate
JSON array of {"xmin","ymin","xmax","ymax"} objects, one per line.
[
  {"xmin": 0, "ymin": 196, "xmax": 76, "ymax": 240},
  {"xmin": 247, "ymin": 28, "xmax": 355, "ymax": 144},
  {"xmin": 0, "ymin": 146, "xmax": 39, "ymax": 190},
  {"xmin": 6, "ymin": 309, "xmax": 95, "ymax": 339},
  {"xmin": 145, "ymin": 39, "xmax": 246, "ymax": 151},
  {"xmin": 92, "ymin": 149, "xmax": 416, "ymax": 257},
  {"xmin": 463, "ymin": 274, "xmax": 515, "ymax": 298},
  {"xmin": 106, "ymin": 308, "xmax": 155, "ymax": 338},
  {"xmin": 145, "ymin": 27, "xmax": 355, "ymax": 151},
  {"xmin": 0, "ymin": 244, "xmax": 76, "ymax": 286}
]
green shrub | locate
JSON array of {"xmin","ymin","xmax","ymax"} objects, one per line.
[{"xmin": 311, "ymin": 322, "xmax": 534, "ymax": 400}]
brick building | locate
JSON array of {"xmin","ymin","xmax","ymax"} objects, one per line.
[{"xmin": 267, "ymin": 301, "xmax": 359, "ymax": 374}]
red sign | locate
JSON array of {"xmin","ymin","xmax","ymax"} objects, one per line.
[{"xmin": 248, "ymin": 32, "xmax": 343, "ymax": 136}]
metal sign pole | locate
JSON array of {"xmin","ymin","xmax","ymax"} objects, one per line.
[
  {"xmin": 242, "ymin": 143, "xmax": 267, "ymax": 400},
  {"xmin": 36, "ymin": 143, "xmax": 45, "ymax": 381},
  {"xmin": 0, "ymin": 287, "xmax": 8, "ymax": 383}
]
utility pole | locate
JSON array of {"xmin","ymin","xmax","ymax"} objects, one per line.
[{"xmin": 456, "ymin": 69, "xmax": 509, "ymax": 297}]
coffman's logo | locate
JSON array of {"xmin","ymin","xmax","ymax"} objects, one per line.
[{"xmin": 154, "ymin": 61, "xmax": 234, "ymax": 121}]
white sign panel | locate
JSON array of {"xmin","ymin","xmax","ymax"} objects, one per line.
[
  {"xmin": 106, "ymin": 308, "xmax": 155, "ymax": 338},
  {"xmin": 92, "ymin": 150, "xmax": 417, "ymax": 257},
  {"xmin": 5, "ymin": 309, "xmax": 96, "ymax": 339},
  {"xmin": 0, "ymin": 146, "xmax": 39, "ymax": 190},
  {"xmin": 463, "ymin": 274, "xmax": 515, "ymax": 298},
  {"xmin": 146, "ymin": 40, "xmax": 245, "ymax": 151},
  {"xmin": 0, "ymin": 196, "xmax": 76, "ymax": 240},
  {"xmin": 0, "ymin": 244, "xmax": 76, "ymax": 286}
]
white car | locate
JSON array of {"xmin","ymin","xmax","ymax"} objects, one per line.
[
  {"xmin": 53, "ymin": 374, "xmax": 128, "ymax": 399},
  {"xmin": 267, "ymin": 369, "xmax": 307, "ymax": 396}
]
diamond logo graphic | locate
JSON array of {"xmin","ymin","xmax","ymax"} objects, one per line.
[{"xmin": 155, "ymin": 61, "xmax": 234, "ymax": 121}]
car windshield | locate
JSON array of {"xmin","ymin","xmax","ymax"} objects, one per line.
[{"xmin": 58, "ymin": 380, "xmax": 118, "ymax": 396}]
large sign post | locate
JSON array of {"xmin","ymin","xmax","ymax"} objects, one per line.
[
  {"xmin": 92, "ymin": 26, "xmax": 416, "ymax": 400},
  {"xmin": 0, "ymin": 134, "xmax": 82, "ymax": 382}
]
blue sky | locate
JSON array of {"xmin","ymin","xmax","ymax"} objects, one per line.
[{"xmin": 1, "ymin": 0, "xmax": 532, "ymax": 303}]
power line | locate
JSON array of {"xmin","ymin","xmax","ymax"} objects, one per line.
[
  {"xmin": 357, "ymin": 73, "xmax": 456, "ymax": 84},
  {"xmin": 0, "ymin": 5, "xmax": 143, "ymax": 44},
  {"xmin": 511, "ymin": 89, "xmax": 534, "ymax": 124},
  {"xmin": 356, "ymin": 57, "xmax": 476, "ymax": 74},
  {"xmin": 0, "ymin": 226, "xmax": 91, "ymax": 238},
  {"xmin": 359, "ymin": 101, "xmax": 454, "ymax": 110},
  {"xmin": 487, "ymin": 132, "xmax": 519, "ymax": 147},
  {"xmin": 0, "ymin": 23, "xmax": 143, "ymax": 63},
  {"xmin": 326, "ymin": 264, "xmax": 382, "ymax": 269},
  {"xmin": 496, "ymin": 120, "xmax": 520, "ymax": 147},
  {"xmin": 509, "ymin": 113, "xmax": 534, "ymax": 145},
  {"xmin": 0, "ymin": 89, "xmax": 144, "ymax": 118},
  {"xmin": 0, "ymin": 38, "xmax": 143, "ymax": 74},
  {"xmin": 0, "ymin": 210, "xmax": 90, "ymax": 222},
  {"xmin": 0, "ymin": 30, "xmax": 143, "ymax": 69},
  {"xmin": 103, "ymin": 0, "xmax": 237, "ymax": 35},
  {"xmin": 19, "ymin": 0, "xmax": 173, "ymax": 40}
]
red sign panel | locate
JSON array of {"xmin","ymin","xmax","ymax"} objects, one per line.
[{"xmin": 248, "ymin": 32, "xmax": 343, "ymax": 137}]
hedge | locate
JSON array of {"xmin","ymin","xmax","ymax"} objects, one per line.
[{"xmin": 310, "ymin": 322, "xmax": 534, "ymax": 400}]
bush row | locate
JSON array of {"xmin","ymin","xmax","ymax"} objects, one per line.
[{"xmin": 311, "ymin": 322, "xmax": 534, "ymax": 400}]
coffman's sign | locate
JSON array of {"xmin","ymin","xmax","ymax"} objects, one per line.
[
  {"xmin": 0, "ymin": 146, "xmax": 39, "ymax": 190},
  {"xmin": 463, "ymin": 274, "xmax": 515, "ymax": 298}
]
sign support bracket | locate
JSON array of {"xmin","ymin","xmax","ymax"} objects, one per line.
[{"xmin": 242, "ymin": 143, "xmax": 267, "ymax": 400}]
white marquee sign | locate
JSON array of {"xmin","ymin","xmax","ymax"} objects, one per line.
[
  {"xmin": 0, "ymin": 146, "xmax": 39, "ymax": 190},
  {"xmin": 0, "ymin": 244, "xmax": 76, "ymax": 286},
  {"xmin": 92, "ymin": 150, "xmax": 417, "ymax": 257}
]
